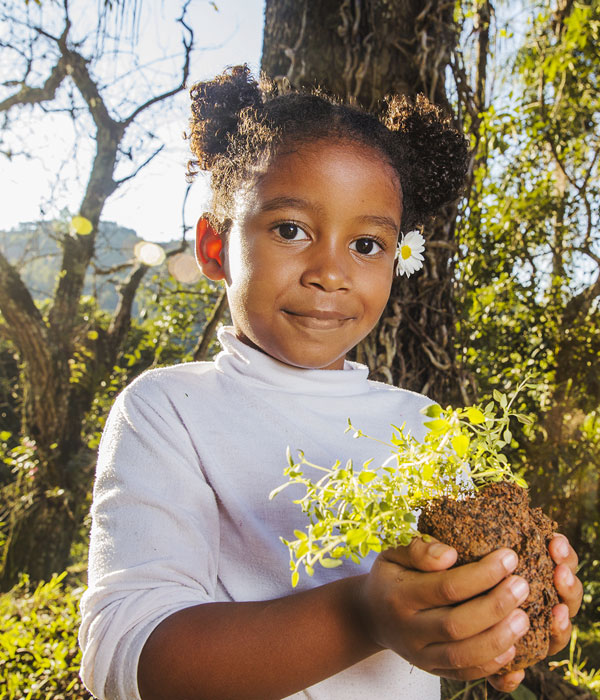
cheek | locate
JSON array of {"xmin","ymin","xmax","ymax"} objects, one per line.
[
  {"xmin": 366, "ymin": 274, "xmax": 394, "ymax": 317},
  {"xmin": 223, "ymin": 226, "xmax": 250, "ymax": 283}
]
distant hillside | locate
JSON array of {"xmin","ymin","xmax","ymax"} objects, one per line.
[{"xmin": 0, "ymin": 220, "xmax": 178, "ymax": 312}]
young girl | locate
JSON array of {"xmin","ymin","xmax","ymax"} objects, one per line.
[{"xmin": 79, "ymin": 65, "xmax": 582, "ymax": 700}]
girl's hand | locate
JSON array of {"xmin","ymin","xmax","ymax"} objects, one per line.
[
  {"xmin": 486, "ymin": 533, "xmax": 583, "ymax": 694},
  {"xmin": 358, "ymin": 537, "xmax": 531, "ymax": 682},
  {"xmin": 547, "ymin": 534, "xmax": 582, "ymax": 652}
]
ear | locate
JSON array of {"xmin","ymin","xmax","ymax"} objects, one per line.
[{"xmin": 195, "ymin": 217, "xmax": 225, "ymax": 281}]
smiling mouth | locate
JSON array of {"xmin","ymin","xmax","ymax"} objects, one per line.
[{"xmin": 282, "ymin": 309, "xmax": 353, "ymax": 329}]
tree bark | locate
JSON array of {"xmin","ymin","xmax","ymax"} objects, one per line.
[{"xmin": 261, "ymin": 0, "xmax": 461, "ymax": 401}]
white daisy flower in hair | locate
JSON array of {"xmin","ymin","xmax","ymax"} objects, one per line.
[{"xmin": 395, "ymin": 230, "xmax": 425, "ymax": 276}]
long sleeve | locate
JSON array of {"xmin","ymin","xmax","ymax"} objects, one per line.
[
  {"xmin": 78, "ymin": 332, "xmax": 441, "ymax": 700},
  {"xmin": 79, "ymin": 384, "xmax": 220, "ymax": 700}
]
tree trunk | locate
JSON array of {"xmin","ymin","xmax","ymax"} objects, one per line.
[
  {"xmin": 0, "ymin": 480, "xmax": 77, "ymax": 589},
  {"xmin": 261, "ymin": 0, "xmax": 462, "ymax": 402}
]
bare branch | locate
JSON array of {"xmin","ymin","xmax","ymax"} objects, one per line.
[
  {"xmin": 0, "ymin": 249, "xmax": 46, "ymax": 348},
  {"xmin": 180, "ymin": 182, "xmax": 193, "ymax": 241},
  {"xmin": 0, "ymin": 57, "xmax": 68, "ymax": 113},
  {"xmin": 122, "ymin": 1, "xmax": 193, "ymax": 127},
  {"xmin": 563, "ymin": 271, "xmax": 600, "ymax": 326},
  {"xmin": 90, "ymin": 260, "xmax": 134, "ymax": 275},
  {"xmin": 63, "ymin": 48, "xmax": 118, "ymax": 132},
  {"xmin": 192, "ymin": 290, "xmax": 228, "ymax": 362},
  {"xmin": 114, "ymin": 144, "xmax": 164, "ymax": 186},
  {"xmin": 106, "ymin": 261, "xmax": 147, "ymax": 359},
  {"xmin": 105, "ymin": 239, "xmax": 188, "ymax": 361}
]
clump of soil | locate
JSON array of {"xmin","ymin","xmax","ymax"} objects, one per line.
[{"xmin": 418, "ymin": 481, "xmax": 558, "ymax": 672}]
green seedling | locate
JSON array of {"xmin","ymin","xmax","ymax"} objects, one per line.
[{"xmin": 270, "ymin": 383, "xmax": 532, "ymax": 588}]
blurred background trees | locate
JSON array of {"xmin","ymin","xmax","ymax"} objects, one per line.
[{"xmin": 0, "ymin": 0, "xmax": 216, "ymax": 589}]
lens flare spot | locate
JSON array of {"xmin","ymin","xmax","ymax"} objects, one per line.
[
  {"xmin": 134, "ymin": 241, "xmax": 166, "ymax": 266},
  {"xmin": 168, "ymin": 252, "xmax": 201, "ymax": 283}
]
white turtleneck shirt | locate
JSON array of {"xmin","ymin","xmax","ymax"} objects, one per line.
[{"xmin": 79, "ymin": 327, "xmax": 441, "ymax": 699}]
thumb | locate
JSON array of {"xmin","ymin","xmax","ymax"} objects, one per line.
[{"xmin": 382, "ymin": 535, "xmax": 457, "ymax": 572}]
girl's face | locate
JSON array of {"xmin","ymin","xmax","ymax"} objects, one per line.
[{"xmin": 223, "ymin": 139, "xmax": 402, "ymax": 370}]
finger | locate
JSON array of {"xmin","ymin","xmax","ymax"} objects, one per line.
[
  {"xmin": 398, "ymin": 548, "xmax": 519, "ymax": 610},
  {"xmin": 548, "ymin": 603, "xmax": 573, "ymax": 656},
  {"xmin": 418, "ymin": 575, "xmax": 529, "ymax": 643},
  {"xmin": 383, "ymin": 536, "xmax": 457, "ymax": 572},
  {"xmin": 425, "ymin": 607, "xmax": 529, "ymax": 675},
  {"xmin": 553, "ymin": 564, "xmax": 583, "ymax": 617},
  {"xmin": 549, "ymin": 534, "xmax": 578, "ymax": 573},
  {"xmin": 488, "ymin": 669, "xmax": 526, "ymax": 693}
]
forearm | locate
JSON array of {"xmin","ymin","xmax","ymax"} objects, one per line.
[{"xmin": 137, "ymin": 574, "xmax": 381, "ymax": 700}]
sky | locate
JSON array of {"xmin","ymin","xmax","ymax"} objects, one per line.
[{"xmin": 0, "ymin": 0, "xmax": 266, "ymax": 243}]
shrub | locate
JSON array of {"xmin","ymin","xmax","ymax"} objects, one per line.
[{"xmin": 0, "ymin": 572, "xmax": 92, "ymax": 699}]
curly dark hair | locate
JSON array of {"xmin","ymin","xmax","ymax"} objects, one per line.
[{"xmin": 187, "ymin": 64, "xmax": 469, "ymax": 232}]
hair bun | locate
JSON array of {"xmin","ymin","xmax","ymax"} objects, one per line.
[
  {"xmin": 187, "ymin": 64, "xmax": 263, "ymax": 175},
  {"xmin": 386, "ymin": 94, "xmax": 470, "ymax": 227}
]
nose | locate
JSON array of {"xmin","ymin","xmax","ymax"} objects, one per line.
[{"xmin": 300, "ymin": 241, "xmax": 350, "ymax": 292}]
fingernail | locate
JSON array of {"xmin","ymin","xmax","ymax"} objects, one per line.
[
  {"xmin": 494, "ymin": 646, "xmax": 515, "ymax": 665},
  {"xmin": 502, "ymin": 550, "xmax": 518, "ymax": 572},
  {"xmin": 555, "ymin": 537, "xmax": 570, "ymax": 559},
  {"xmin": 509, "ymin": 610, "xmax": 529, "ymax": 636},
  {"xmin": 429, "ymin": 543, "xmax": 449, "ymax": 559},
  {"xmin": 510, "ymin": 577, "xmax": 529, "ymax": 603},
  {"xmin": 563, "ymin": 567, "xmax": 575, "ymax": 586},
  {"xmin": 557, "ymin": 607, "xmax": 570, "ymax": 631}
]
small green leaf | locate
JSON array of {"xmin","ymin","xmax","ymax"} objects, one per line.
[
  {"xmin": 424, "ymin": 418, "xmax": 451, "ymax": 432},
  {"xmin": 466, "ymin": 407, "xmax": 486, "ymax": 424},
  {"xmin": 0, "ymin": 431, "xmax": 11, "ymax": 441},
  {"xmin": 359, "ymin": 471, "xmax": 377, "ymax": 484},
  {"xmin": 422, "ymin": 404, "xmax": 442, "ymax": 418},
  {"xmin": 451, "ymin": 434, "xmax": 470, "ymax": 458},
  {"xmin": 320, "ymin": 557, "xmax": 343, "ymax": 568},
  {"xmin": 291, "ymin": 571, "xmax": 299, "ymax": 587},
  {"xmin": 346, "ymin": 528, "xmax": 368, "ymax": 546}
]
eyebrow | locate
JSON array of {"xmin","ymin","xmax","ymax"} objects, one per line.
[
  {"xmin": 355, "ymin": 214, "xmax": 399, "ymax": 235},
  {"xmin": 258, "ymin": 196, "xmax": 324, "ymax": 215},
  {"xmin": 258, "ymin": 196, "xmax": 399, "ymax": 234}
]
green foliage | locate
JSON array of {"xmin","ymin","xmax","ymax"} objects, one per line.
[
  {"xmin": 0, "ymin": 572, "xmax": 91, "ymax": 699},
  {"xmin": 455, "ymin": 0, "xmax": 600, "ymax": 589},
  {"xmin": 271, "ymin": 388, "xmax": 530, "ymax": 587},
  {"xmin": 132, "ymin": 268, "xmax": 225, "ymax": 368},
  {"xmin": 550, "ymin": 627, "xmax": 600, "ymax": 697}
]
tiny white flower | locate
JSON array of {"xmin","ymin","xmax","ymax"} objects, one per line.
[{"xmin": 395, "ymin": 230, "xmax": 426, "ymax": 277}]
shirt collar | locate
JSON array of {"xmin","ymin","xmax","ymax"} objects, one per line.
[{"xmin": 214, "ymin": 326, "xmax": 370, "ymax": 396}]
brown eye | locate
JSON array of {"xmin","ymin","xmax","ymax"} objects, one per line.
[
  {"xmin": 352, "ymin": 238, "xmax": 382, "ymax": 255},
  {"xmin": 275, "ymin": 223, "xmax": 309, "ymax": 241}
]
